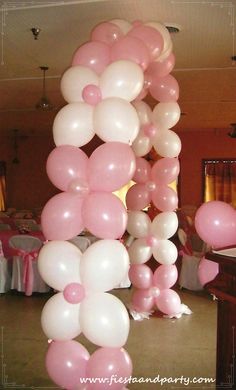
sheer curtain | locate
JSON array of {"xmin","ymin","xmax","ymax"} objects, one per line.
[
  {"xmin": 0, "ymin": 162, "xmax": 6, "ymax": 211},
  {"xmin": 203, "ymin": 159, "xmax": 236, "ymax": 207}
]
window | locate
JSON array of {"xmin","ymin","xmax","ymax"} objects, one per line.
[{"xmin": 203, "ymin": 159, "xmax": 236, "ymax": 207}]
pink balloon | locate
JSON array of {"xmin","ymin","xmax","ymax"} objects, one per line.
[
  {"xmin": 86, "ymin": 347, "xmax": 133, "ymax": 390},
  {"xmin": 152, "ymin": 185, "xmax": 178, "ymax": 212},
  {"xmin": 63, "ymin": 283, "xmax": 85, "ymax": 304},
  {"xmin": 72, "ymin": 41, "xmax": 111, "ymax": 75},
  {"xmin": 82, "ymin": 84, "xmax": 102, "ymax": 105},
  {"xmin": 46, "ymin": 145, "xmax": 88, "ymax": 192},
  {"xmin": 146, "ymin": 53, "xmax": 175, "ymax": 79},
  {"xmin": 149, "ymin": 74, "xmax": 179, "ymax": 102},
  {"xmin": 153, "ymin": 265, "xmax": 178, "ymax": 289},
  {"xmin": 133, "ymin": 157, "xmax": 151, "ymax": 184},
  {"xmin": 142, "ymin": 123, "xmax": 157, "ymax": 138},
  {"xmin": 91, "ymin": 22, "xmax": 123, "ymax": 46},
  {"xmin": 128, "ymin": 264, "xmax": 153, "ymax": 289},
  {"xmin": 155, "ymin": 289, "xmax": 181, "ymax": 315},
  {"xmin": 46, "ymin": 340, "xmax": 90, "ymax": 389},
  {"xmin": 128, "ymin": 25, "xmax": 164, "ymax": 60},
  {"xmin": 111, "ymin": 36, "xmax": 151, "ymax": 71},
  {"xmin": 131, "ymin": 288, "xmax": 154, "ymax": 312},
  {"xmin": 195, "ymin": 201, "xmax": 236, "ymax": 248},
  {"xmin": 82, "ymin": 192, "xmax": 127, "ymax": 239},
  {"xmin": 41, "ymin": 192, "xmax": 84, "ymax": 240},
  {"xmin": 88, "ymin": 142, "xmax": 136, "ymax": 192},
  {"xmin": 126, "ymin": 183, "xmax": 151, "ymax": 211},
  {"xmin": 151, "ymin": 158, "xmax": 180, "ymax": 185},
  {"xmin": 198, "ymin": 257, "xmax": 219, "ymax": 286}
]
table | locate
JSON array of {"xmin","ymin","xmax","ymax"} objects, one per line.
[{"xmin": 205, "ymin": 251, "xmax": 236, "ymax": 388}]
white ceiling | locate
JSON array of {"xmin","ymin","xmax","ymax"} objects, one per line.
[{"xmin": 1, "ymin": 0, "xmax": 236, "ymax": 136}]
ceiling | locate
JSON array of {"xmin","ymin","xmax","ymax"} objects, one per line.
[{"xmin": 1, "ymin": 0, "xmax": 236, "ymax": 137}]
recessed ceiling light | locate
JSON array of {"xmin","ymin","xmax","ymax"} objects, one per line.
[{"xmin": 165, "ymin": 23, "xmax": 182, "ymax": 33}]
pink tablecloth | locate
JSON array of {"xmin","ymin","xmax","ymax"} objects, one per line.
[{"xmin": 0, "ymin": 230, "xmax": 45, "ymax": 258}]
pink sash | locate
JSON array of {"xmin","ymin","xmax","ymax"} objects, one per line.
[{"xmin": 12, "ymin": 248, "xmax": 39, "ymax": 296}]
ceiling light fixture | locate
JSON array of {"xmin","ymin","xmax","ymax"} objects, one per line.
[
  {"xmin": 35, "ymin": 66, "xmax": 53, "ymax": 111},
  {"xmin": 31, "ymin": 27, "xmax": 41, "ymax": 40}
]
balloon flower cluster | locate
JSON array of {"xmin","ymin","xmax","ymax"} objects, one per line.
[{"xmin": 39, "ymin": 18, "xmax": 183, "ymax": 389}]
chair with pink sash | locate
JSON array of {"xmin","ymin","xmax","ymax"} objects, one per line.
[
  {"xmin": 9, "ymin": 235, "xmax": 50, "ymax": 296},
  {"xmin": 0, "ymin": 239, "xmax": 11, "ymax": 293}
]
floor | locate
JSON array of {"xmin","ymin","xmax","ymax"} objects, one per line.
[{"xmin": 0, "ymin": 287, "xmax": 217, "ymax": 390}]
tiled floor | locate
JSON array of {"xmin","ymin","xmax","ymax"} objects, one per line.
[{"xmin": 0, "ymin": 287, "xmax": 217, "ymax": 389}]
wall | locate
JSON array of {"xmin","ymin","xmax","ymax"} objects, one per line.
[
  {"xmin": 179, "ymin": 128, "xmax": 236, "ymax": 208},
  {"xmin": 0, "ymin": 129, "xmax": 235, "ymax": 210}
]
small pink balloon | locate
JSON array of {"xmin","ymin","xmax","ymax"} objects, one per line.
[
  {"xmin": 153, "ymin": 264, "xmax": 178, "ymax": 289},
  {"xmin": 198, "ymin": 257, "xmax": 219, "ymax": 286},
  {"xmin": 111, "ymin": 36, "xmax": 151, "ymax": 71},
  {"xmin": 86, "ymin": 347, "xmax": 133, "ymax": 390},
  {"xmin": 149, "ymin": 74, "xmax": 179, "ymax": 102},
  {"xmin": 72, "ymin": 41, "xmax": 111, "ymax": 75},
  {"xmin": 145, "ymin": 181, "xmax": 156, "ymax": 192},
  {"xmin": 146, "ymin": 53, "xmax": 175, "ymax": 79},
  {"xmin": 128, "ymin": 25, "xmax": 164, "ymax": 60},
  {"xmin": 63, "ymin": 283, "xmax": 85, "ymax": 304},
  {"xmin": 91, "ymin": 22, "xmax": 123, "ymax": 46},
  {"xmin": 155, "ymin": 289, "xmax": 181, "ymax": 315},
  {"xmin": 133, "ymin": 157, "xmax": 151, "ymax": 184},
  {"xmin": 148, "ymin": 286, "xmax": 160, "ymax": 298},
  {"xmin": 68, "ymin": 177, "xmax": 90, "ymax": 197},
  {"xmin": 142, "ymin": 123, "xmax": 157, "ymax": 138},
  {"xmin": 41, "ymin": 192, "xmax": 84, "ymax": 240},
  {"xmin": 46, "ymin": 340, "xmax": 90, "ymax": 389},
  {"xmin": 145, "ymin": 235, "xmax": 158, "ymax": 247},
  {"xmin": 128, "ymin": 264, "xmax": 153, "ymax": 289},
  {"xmin": 195, "ymin": 201, "xmax": 236, "ymax": 248},
  {"xmin": 126, "ymin": 183, "xmax": 151, "ymax": 211},
  {"xmin": 152, "ymin": 185, "xmax": 178, "ymax": 212},
  {"xmin": 83, "ymin": 192, "xmax": 127, "ymax": 239},
  {"xmin": 46, "ymin": 145, "xmax": 89, "ymax": 192},
  {"xmin": 82, "ymin": 84, "xmax": 102, "ymax": 105},
  {"xmin": 151, "ymin": 158, "xmax": 180, "ymax": 185}
]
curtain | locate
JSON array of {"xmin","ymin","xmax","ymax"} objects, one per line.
[
  {"xmin": 0, "ymin": 162, "xmax": 6, "ymax": 211},
  {"xmin": 204, "ymin": 160, "xmax": 236, "ymax": 207}
]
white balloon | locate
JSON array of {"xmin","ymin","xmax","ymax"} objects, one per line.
[
  {"xmin": 133, "ymin": 100, "xmax": 153, "ymax": 125},
  {"xmin": 100, "ymin": 60, "xmax": 144, "ymax": 101},
  {"xmin": 80, "ymin": 240, "xmax": 129, "ymax": 293},
  {"xmin": 61, "ymin": 65, "xmax": 99, "ymax": 103},
  {"xmin": 128, "ymin": 237, "xmax": 152, "ymax": 264},
  {"xmin": 111, "ymin": 19, "xmax": 132, "ymax": 34},
  {"xmin": 152, "ymin": 102, "xmax": 181, "ymax": 129},
  {"xmin": 41, "ymin": 292, "xmax": 81, "ymax": 340},
  {"xmin": 127, "ymin": 210, "xmax": 151, "ymax": 238},
  {"xmin": 53, "ymin": 103, "xmax": 95, "ymax": 147},
  {"xmin": 153, "ymin": 129, "xmax": 182, "ymax": 158},
  {"xmin": 131, "ymin": 129, "xmax": 152, "ymax": 157},
  {"xmin": 145, "ymin": 22, "xmax": 173, "ymax": 61},
  {"xmin": 38, "ymin": 241, "xmax": 81, "ymax": 291},
  {"xmin": 151, "ymin": 211, "xmax": 178, "ymax": 239},
  {"xmin": 152, "ymin": 239, "xmax": 178, "ymax": 265},
  {"xmin": 94, "ymin": 97, "xmax": 140, "ymax": 144},
  {"xmin": 80, "ymin": 293, "xmax": 130, "ymax": 347}
]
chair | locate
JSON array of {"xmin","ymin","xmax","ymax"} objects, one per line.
[
  {"xmin": 0, "ymin": 240, "xmax": 11, "ymax": 293},
  {"xmin": 68, "ymin": 236, "xmax": 91, "ymax": 252},
  {"xmin": 9, "ymin": 235, "xmax": 50, "ymax": 296}
]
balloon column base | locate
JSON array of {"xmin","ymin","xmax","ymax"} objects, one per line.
[
  {"xmin": 163, "ymin": 303, "xmax": 192, "ymax": 319},
  {"xmin": 128, "ymin": 303, "xmax": 192, "ymax": 321}
]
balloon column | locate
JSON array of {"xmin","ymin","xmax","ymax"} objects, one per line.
[{"xmin": 38, "ymin": 19, "xmax": 182, "ymax": 388}]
